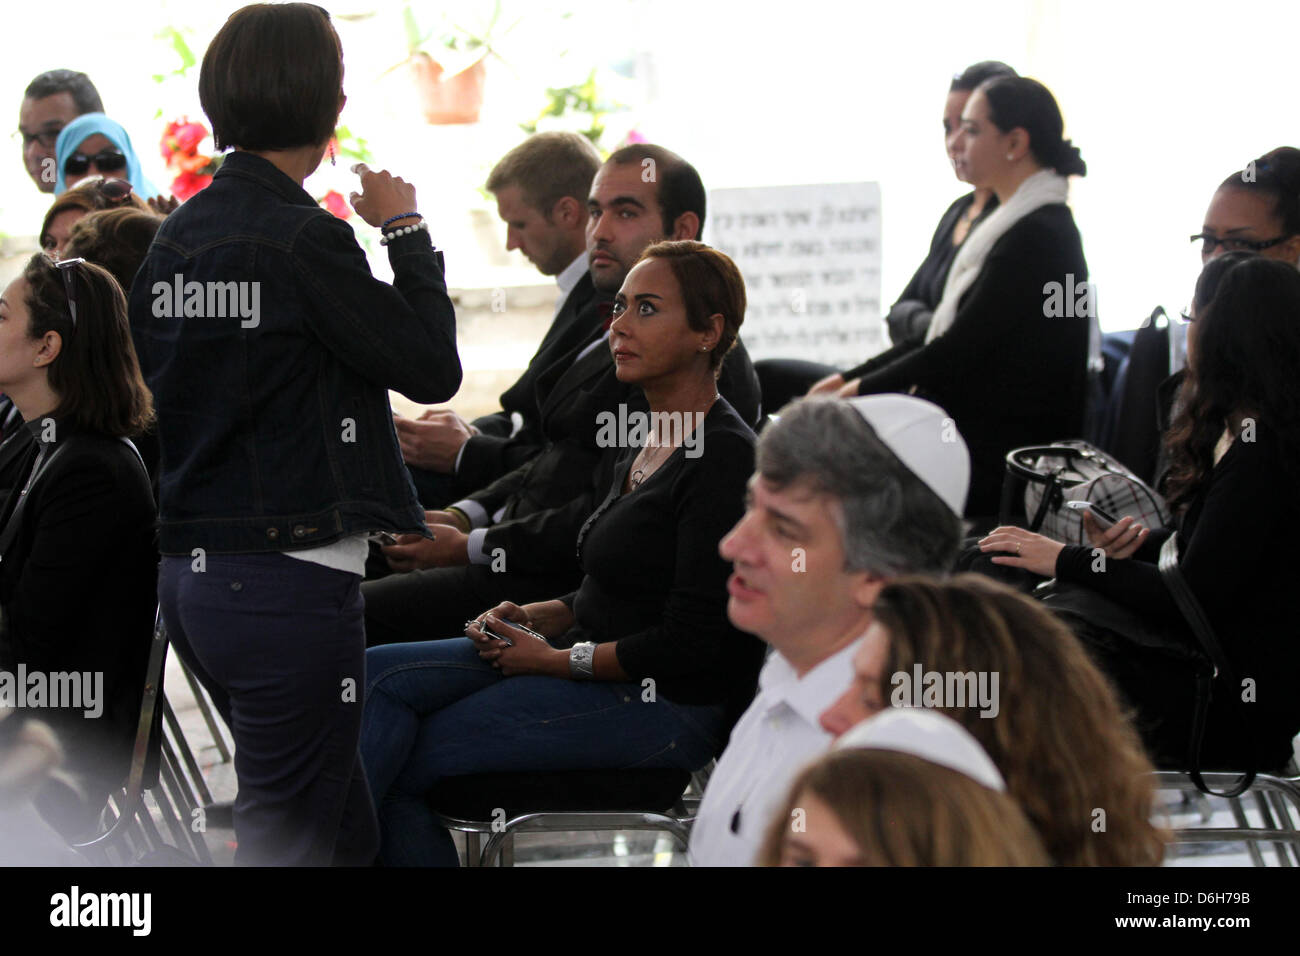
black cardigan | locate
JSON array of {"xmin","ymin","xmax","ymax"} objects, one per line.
[
  {"xmin": 853, "ymin": 203, "xmax": 1091, "ymax": 517},
  {"xmin": 873, "ymin": 191, "xmax": 999, "ymax": 350},
  {"xmin": 558, "ymin": 398, "xmax": 765, "ymax": 723},
  {"xmin": 1056, "ymin": 427, "xmax": 1300, "ymax": 769},
  {"xmin": 0, "ymin": 419, "xmax": 157, "ymax": 830}
]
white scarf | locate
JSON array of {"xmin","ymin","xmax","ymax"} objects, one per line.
[{"xmin": 925, "ymin": 169, "xmax": 1070, "ymax": 343}]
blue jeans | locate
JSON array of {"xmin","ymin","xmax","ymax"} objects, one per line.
[
  {"xmin": 160, "ymin": 553, "xmax": 379, "ymax": 866},
  {"xmin": 361, "ymin": 638, "xmax": 726, "ymax": 866}
]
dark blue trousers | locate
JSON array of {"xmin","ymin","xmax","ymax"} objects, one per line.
[{"xmin": 159, "ymin": 552, "xmax": 379, "ymax": 866}]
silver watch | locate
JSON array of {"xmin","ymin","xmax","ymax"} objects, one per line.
[{"xmin": 568, "ymin": 641, "xmax": 597, "ymax": 679}]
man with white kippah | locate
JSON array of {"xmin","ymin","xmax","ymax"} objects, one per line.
[
  {"xmin": 689, "ymin": 395, "xmax": 970, "ymax": 866},
  {"xmin": 834, "ymin": 707, "xmax": 1005, "ymax": 791}
]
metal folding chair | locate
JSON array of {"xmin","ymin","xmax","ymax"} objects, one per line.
[
  {"xmin": 1153, "ymin": 765, "xmax": 1300, "ymax": 867},
  {"xmin": 71, "ymin": 610, "xmax": 212, "ymax": 866}
]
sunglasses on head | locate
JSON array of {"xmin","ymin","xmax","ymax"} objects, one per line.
[
  {"xmin": 64, "ymin": 149, "xmax": 127, "ymax": 177},
  {"xmin": 53, "ymin": 257, "xmax": 86, "ymax": 330}
]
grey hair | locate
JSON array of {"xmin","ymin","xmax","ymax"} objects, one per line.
[{"xmin": 757, "ymin": 397, "xmax": 962, "ymax": 575}]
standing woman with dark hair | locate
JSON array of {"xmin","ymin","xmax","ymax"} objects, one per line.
[
  {"xmin": 1195, "ymin": 146, "xmax": 1300, "ymax": 267},
  {"xmin": 841, "ymin": 76, "xmax": 1091, "ymax": 521},
  {"xmin": 757, "ymin": 61, "xmax": 1017, "ymax": 410},
  {"xmin": 0, "ymin": 255, "xmax": 156, "ymax": 840},
  {"xmin": 129, "ymin": 2, "xmax": 461, "ymax": 866}
]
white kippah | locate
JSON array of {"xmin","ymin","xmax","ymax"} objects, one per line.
[
  {"xmin": 844, "ymin": 394, "xmax": 970, "ymax": 517},
  {"xmin": 834, "ymin": 707, "xmax": 1006, "ymax": 792}
]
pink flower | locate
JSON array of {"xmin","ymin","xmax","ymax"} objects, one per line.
[
  {"xmin": 321, "ymin": 190, "xmax": 351, "ymax": 219},
  {"xmin": 162, "ymin": 118, "xmax": 208, "ymax": 162},
  {"xmin": 170, "ymin": 171, "xmax": 213, "ymax": 201}
]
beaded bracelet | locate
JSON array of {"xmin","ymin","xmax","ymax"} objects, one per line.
[
  {"xmin": 382, "ymin": 211, "xmax": 421, "ymax": 228},
  {"xmin": 379, "ymin": 220, "xmax": 430, "ymax": 245}
]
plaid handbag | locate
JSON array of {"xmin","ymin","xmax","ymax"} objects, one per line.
[{"xmin": 1003, "ymin": 441, "xmax": 1170, "ymax": 544}]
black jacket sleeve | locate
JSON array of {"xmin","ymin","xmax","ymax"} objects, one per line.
[{"xmin": 292, "ymin": 215, "xmax": 461, "ymax": 405}]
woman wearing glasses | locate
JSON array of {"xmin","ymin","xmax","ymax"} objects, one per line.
[
  {"xmin": 52, "ymin": 113, "xmax": 158, "ymax": 198},
  {"xmin": 980, "ymin": 255, "xmax": 1300, "ymax": 772},
  {"xmin": 0, "ymin": 254, "xmax": 157, "ymax": 841},
  {"xmin": 1193, "ymin": 146, "xmax": 1300, "ymax": 265},
  {"xmin": 129, "ymin": 3, "xmax": 461, "ymax": 866}
]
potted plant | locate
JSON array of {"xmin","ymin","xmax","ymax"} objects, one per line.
[{"xmin": 398, "ymin": 3, "xmax": 512, "ymax": 125}]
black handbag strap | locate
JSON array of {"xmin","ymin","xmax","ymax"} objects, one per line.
[
  {"xmin": 1157, "ymin": 535, "xmax": 1258, "ymax": 797},
  {"xmin": 0, "ymin": 435, "xmax": 144, "ymax": 563},
  {"xmin": 0, "ymin": 440, "xmax": 69, "ymax": 562}
]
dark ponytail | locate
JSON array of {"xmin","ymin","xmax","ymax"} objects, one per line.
[
  {"xmin": 978, "ymin": 76, "xmax": 1086, "ymax": 177},
  {"xmin": 1219, "ymin": 146, "xmax": 1300, "ymax": 237}
]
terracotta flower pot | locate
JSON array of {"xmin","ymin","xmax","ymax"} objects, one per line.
[{"xmin": 408, "ymin": 51, "xmax": 486, "ymax": 125}]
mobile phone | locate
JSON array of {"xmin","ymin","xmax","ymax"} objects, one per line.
[
  {"xmin": 369, "ymin": 532, "xmax": 398, "ymax": 546},
  {"xmin": 1065, "ymin": 500, "xmax": 1118, "ymax": 530},
  {"xmin": 481, "ymin": 615, "xmax": 549, "ymax": 646}
]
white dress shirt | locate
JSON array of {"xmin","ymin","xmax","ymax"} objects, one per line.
[
  {"xmin": 688, "ymin": 638, "xmax": 862, "ymax": 867},
  {"xmin": 553, "ymin": 251, "xmax": 589, "ymax": 318}
]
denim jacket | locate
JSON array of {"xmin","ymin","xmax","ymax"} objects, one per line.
[{"xmin": 129, "ymin": 151, "xmax": 461, "ymax": 555}]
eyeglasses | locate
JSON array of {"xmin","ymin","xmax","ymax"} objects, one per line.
[
  {"xmin": 64, "ymin": 149, "xmax": 127, "ymax": 177},
  {"xmin": 54, "ymin": 257, "xmax": 85, "ymax": 330},
  {"xmin": 1189, "ymin": 232, "xmax": 1293, "ymax": 256},
  {"xmin": 13, "ymin": 125, "xmax": 63, "ymax": 150}
]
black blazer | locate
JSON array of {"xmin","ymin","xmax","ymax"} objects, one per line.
[
  {"xmin": 459, "ymin": 272, "xmax": 604, "ymax": 489},
  {"xmin": 468, "ymin": 334, "xmax": 763, "ymax": 577},
  {"xmin": 0, "ymin": 422, "xmax": 157, "ymax": 824},
  {"xmin": 855, "ymin": 203, "xmax": 1091, "ymax": 517}
]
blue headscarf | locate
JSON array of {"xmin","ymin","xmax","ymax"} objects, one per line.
[{"xmin": 54, "ymin": 113, "xmax": 159, "ymax": 198}]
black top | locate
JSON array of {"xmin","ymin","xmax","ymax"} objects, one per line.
[
  {"xmin": 0, "ymin": 419, "xmax": 157, "ymax": 832},
  {"xmin": 852, "ymin": 203, "xmax": 1091, "ymax": 517},
  {"xmin": 1056, "ymin": 427, "xmax": 1300, "ymax": 768},
  {"xmin": 558, "ymin": 398, "xmax": 764, "ymax": 721},
  {"xmin": 869, "ymin": 191, "xmax": 999, "ymax": 351}
]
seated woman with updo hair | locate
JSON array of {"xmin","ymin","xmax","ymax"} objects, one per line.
[{"xmin": 839, "ymin": 76, "xmax": 1092, "ymax": 523}]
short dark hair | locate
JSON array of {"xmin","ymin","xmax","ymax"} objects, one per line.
[
  {"xmin": 24, "ymin": 70, "xmax": 103, "ymax": 114},
  {"xmin": 757, "ymin": 397, "xmax": 963, "ymax": 575},
  {"xmin": 200, "ymin": 3, "xmax": 342, "ymax": 152},
  {"xmin": 949, "ymin": 60, "xmax": 1016, "ymax": 93},
  {"xmin": 485, "ymin": 132, "xmax": 602, "ymax": 218},
  {"xmin": 65, "ymin": 207, "xmax": 165, "ymax": 297},
  {"xmin": 978, "ymin": 75, "xmax": 1086, "ymax": 177},
  {"xmin": 1219, "ymin": 146, "xmax": 1300, "ymax": 238},
  {"xmin": 638, "ymin": 240, "xmax": 744, "ymax": 373},
  {"xmin": 21, "ymin": 255, "xmax": 154, "ymax": 438},
  {"xmin": 606, "ymin": 144, "xmax": 706, "ymax": 238}
]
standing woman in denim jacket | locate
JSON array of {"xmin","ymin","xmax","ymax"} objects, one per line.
[{"xmin": 129, "ymin": 3, "xmax": 461, "ymax": 866}]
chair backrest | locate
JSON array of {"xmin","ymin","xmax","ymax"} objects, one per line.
[
  {"xmin": 70, "ymin": 607, "xmax": 168, "ymax": 856},
  {"xmin": 1099, "ymin": 308, "xmax": 1173, "ymax": 484}
]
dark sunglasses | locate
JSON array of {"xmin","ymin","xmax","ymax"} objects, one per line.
[
  {"xmin": 1189, "ymin": 232, "xmax": 1293, "ymax": 256},
  {"xmin": 79, "ymin": 176, "xmax": 135, "ymax": 204},
  {"xmin": 64, "ymin": 149, "xmax": 127, "ymax": 177},
  {"xmin": 54, "ymin": 257, "xmax": 85, "ymax": 330}
]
